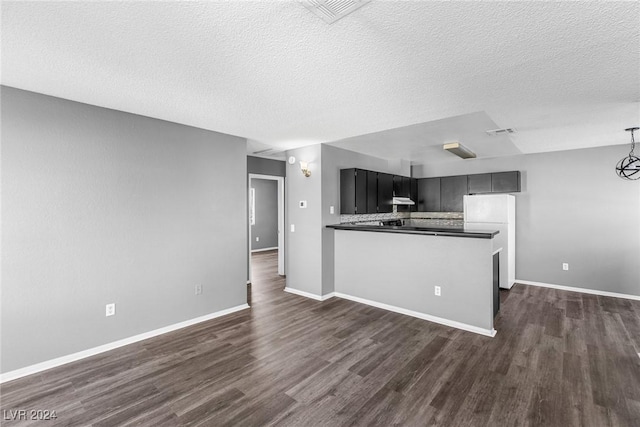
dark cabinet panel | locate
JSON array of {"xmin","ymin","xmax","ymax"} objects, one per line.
[
  {"xmin": 394, "ymin": 176, "xmax": 412, "ymax": 212},
  {"xmin": 410, "ymin": 178, "xmax": 418, "ymax": 212},
  {"xmin": 417, "ymin": 178, "xmax": 441, "ymax": 212},
  {"xmin": 468, "ymin": 173, "xmax": 492, "ymax": 194},
  {"xmin": 339, "ymin": 168, "xmax": 367, "ymax": 214},
  {"xmin": 366, "ymin": 171, "xmax": 378, "ymax": 213},
  {"xmin": 355, "ymin": 169, "xmax": 367, "ymax": 213},
  {"xmin": 377, "ymin": 172, "xmax": 394, "ymax": 213},
  {"xmin": 340, "ymin": 169, "xmax": 356, "ymax": 214},
  {"xmin": 491, "ymin": 171, "xmax": 521, "ymax": 193},
  {"xmin": 402, "ymin": 177, "xmax": 412, "ymax": 197},
  {"xmin": 392, "ymin": 175, "xmax": 402, "ymax": 197},
  {"xmin": 440, "ymin": 175, "xmax": 468, "ymax": 212},
  {"xmin": 493, "ymin": 251, "xmax": 500, "ymax": 317}
]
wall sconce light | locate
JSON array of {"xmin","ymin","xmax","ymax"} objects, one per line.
[
  {"xmin": 300, "ymin": 161, "xmax": 311, "ymax": 177},
  {"xmin": 616, "ymin": 127, "xmax": 640, "ymax": 180}
]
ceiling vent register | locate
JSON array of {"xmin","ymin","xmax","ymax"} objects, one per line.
[
  {"xmin": 300, "ymin": 0, "xmax": 371, "ymax": 24},
  {"xmin": 485, "ymin": 128, "xmax": 517, "ymax": 136}
]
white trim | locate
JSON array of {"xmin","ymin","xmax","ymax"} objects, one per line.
[
  {"xmin": 0, "ymin": 304, "xmax": 250, "ymax": 384},
  {"xmin": 283, "ymin": 287, "xmax": 335, "ymax": 301},
  {"xmin": 248, "ymin": 174, "xmax": 285, "ymax": 279},
  {"xmin": 516, "ymin": 280, "xmax": 640, "ymax": 301},
  {"xmin": 333, "ymin": 292, "xmax": 497, "ymax": 338},
  {"xmin": 251, "ymin": 247, "xmax": 278, "ymax": 253}
]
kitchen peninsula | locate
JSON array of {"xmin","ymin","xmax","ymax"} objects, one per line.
[{"xmin": 327, "ymin": 222, "xmax": 500, "ymax": 336}]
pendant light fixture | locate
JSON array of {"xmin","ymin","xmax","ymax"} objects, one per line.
[{"xmin": 616, "ymin": 127, "xmax": 640, "ymax": 180}]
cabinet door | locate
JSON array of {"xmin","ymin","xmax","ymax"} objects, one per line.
[
  {"xmin": 410, "ymin": 178, "xmax": 418, "ymax": 212},
  {"xmin": 366, "ymin": 171, "xmax": 378, "ymax": 213},
  {"xmin": 396, "ymin": 176, "xmax": 412, "ymax": 212},
  {"xmin": 491, "ymin": 171, "xmax": 521, "ymax": 193},
  {"xmin": 377, "ymin": 173, "xmax": 394, "ymax": 213},
  {"xmin": 392, "ymin": 175, "xmax": 403, "ymax": 197},
  {"xmin": 417, "ymin": 178, "xmax": 441, "ymax": 212},
  {"xmin": 340, "ymin": 169, "xmax": 356, "ymax": 214},
  {"xmin": 468, "ymin": 173, "xmax": 491, "ymax": 194},
  {"xmin": 354, "ymin": 169, "xmax": 367, "ymax": 214},
  {"xmin": 440, "ymin": 175, "xmax": 468, "ymax": 212}
]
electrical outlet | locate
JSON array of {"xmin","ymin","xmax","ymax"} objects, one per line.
[
  {"xmin": 105, "ymin": 303, "xmax": 116, "ymax": 317},
  {"xmin": 330, "ymin": 206, "xmax": 335, "ymax": 214},
  {"xmin": 299, "ymin": 200, "xmax": 307, "ymax": 208},
  {"xmin": 195, "ymin": 284, "xmax": 202, "ymax": 295},
  {"xmin": 256, "ymin": 236, "xmax": 259, "ymax": 242},
  {"xmin": 435, "ymin": 286, "xmax": 441, "ymax": 296},
  {"xmin": 562, "ymin": 263, "xmax": 569, "ymax": 271}
]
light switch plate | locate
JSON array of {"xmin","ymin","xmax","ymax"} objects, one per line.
[
  {"xmin": 330, "ymin": 206, "xmax": 335, "ymax": 214},
  {"xmin": 290, "ymin": 224, "xmax": 295, "ymax": 232}
]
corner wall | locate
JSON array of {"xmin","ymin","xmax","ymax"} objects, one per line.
[
  {"xmin": 284, "ymin": 144, "xmax": 408, "ymax": 298},
  {"xmin": 413, "ymin": 146, "xmax": 640, "ymax": 297},
  {"xmin": 1, "ymin": 87, "xmax": 248, "ymax": 373}
]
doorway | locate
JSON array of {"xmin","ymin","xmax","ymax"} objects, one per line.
[{"xmin": 248, "ymin": 174, "xmax": 285, "ymax": 285}]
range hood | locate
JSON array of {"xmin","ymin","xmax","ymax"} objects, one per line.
[{"xmin": 392, "ymin": 197, "xmax": 415, "ymax": 205}]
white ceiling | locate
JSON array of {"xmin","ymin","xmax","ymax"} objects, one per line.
[{"xmin": 2, "ymin": 1, "xmax": 639, "ymax": 165}]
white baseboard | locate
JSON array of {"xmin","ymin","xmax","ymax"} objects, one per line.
[
  {"xmin": 251, "ymin": 247, "xmax": 278, "ymax": 253},
  {"xmin": 0, "ymin": 304, "xmax": 250, "ymax": 384},
  {"xmin": 516, "ymin": 280, "xmax": 640, "ymax": 301},
  {"xmin": 333, "ymin": 292, "xmax": 496, "ymax": 338},
  {"xmin": 283, "ymin": 287, "xmax": 335, "ymax": 301}
]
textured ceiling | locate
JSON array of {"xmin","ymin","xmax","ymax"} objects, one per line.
[{"xmin": 2, "ymin": 1, "xmax": 639, "ymax": 164}]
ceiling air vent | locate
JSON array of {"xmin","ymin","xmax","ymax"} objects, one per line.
[
  {"xmin": 486, "ymin": 128, "xmax": 517, "ymax": 136},
  {"xmin": 300, "ymin": 0, "xmax": 371, "ymax": 24}
]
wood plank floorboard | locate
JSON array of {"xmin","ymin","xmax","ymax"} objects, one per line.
[{"xmin": 2, "ymin": 249, "xmax": 639, "ymax": 426}]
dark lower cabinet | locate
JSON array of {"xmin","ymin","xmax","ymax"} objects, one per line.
[
  {"xmin": 417, "ymin": 178, "xmax": 441, "ymax": 212},
  {"xmin": 440, "ymin": 175, "xmax": 468, "ymax": 212},
  {"xmin": 493, "ymin": 251, "xmax": 500, "ymax": 317},
  {"xmin": 377, "ymin": 172, "xmax": 394, "ymax": 213}
]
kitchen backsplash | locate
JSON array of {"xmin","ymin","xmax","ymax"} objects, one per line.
[
  {"xmin": 340, "ymin": 211, "xmax": 464, "ymax": 224},
  {"xmin": 340, "ymin": 212, "xmax": 410, "ymax": 224}
]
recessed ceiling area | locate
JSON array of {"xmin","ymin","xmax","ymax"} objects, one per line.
[
  {"xmin": 2, "ymin": 1, "xmax": 639, "ymax": 164},
  {"xmin": 327, "ymin": 111, "xmax": 522, "ymax": 165}
]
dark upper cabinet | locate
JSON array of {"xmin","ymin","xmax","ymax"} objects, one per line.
[
  {"xmin": 410, "ymin": 178, "xmax": 418, "ymax": 212},
  {"xmin": 440, "ymin": 175, "xmax": 468, "ymax": 212},
  {"xmin": 393, "ymin": 176, "xmax": 413, "ymax": 212},
  {"xmin": 377, "ymin": 172, "xmax": 394, "ymax": 213},
  {"xmin": 417, "ymin": 178, "xmax": 441, "ymax": 212},
  {"xmin": 366, "ymin": 171, "xmax": 378, "ymax": 214},
  {"xmin": 468, "ymin": 173, "xmax": 492, "ymax": 194},
  {"xmin": 340, "ymin": 169, "xmax": 356, "ymax": 214},
  {"xmin": 340, "ymin": 168, "xmax": 367, "ymax": 214},
  {"xmin": 491, "ymin": 171, "xmax": 521, "ymax": 193}
]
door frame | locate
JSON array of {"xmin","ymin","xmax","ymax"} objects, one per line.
[{"xmin": 248, "ymin": 174, "xmax": 285, "ymax": 280}]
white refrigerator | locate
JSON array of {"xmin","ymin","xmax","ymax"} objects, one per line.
[{"xmin": 464, "ymin": 194, "xmax": 515, "ymax": 289}]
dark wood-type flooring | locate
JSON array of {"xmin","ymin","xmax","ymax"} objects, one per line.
[{"xmin": 2, "ymin": 250, "xmax": 640, "ymax": 426}]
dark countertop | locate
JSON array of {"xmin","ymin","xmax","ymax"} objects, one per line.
[{"xmin": 326, "ymin": 223, "xmax": 499, "ymax": 239}]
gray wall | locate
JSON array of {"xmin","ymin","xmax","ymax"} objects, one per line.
[
  {"xmin": 321, "ymin": 145, "xmax": 409, "ymax": 295},
  {"xmin": 1, "ymin": 87, "xmax": 248, "ymax": 373},
  {"xmin": 251, "ymin": 178, "xmax": 278, "ymax": 250},
  {"xmin": 285, "ymin": 144, "xmax": 323, "ymax": 295},
  {"xmin": 334, "ymin": 230, "xmax": 494, "ymax": 332},
  {"xmin": 413, "ymin": 146, "xmax": 640, "ymax": 297},
  {"xmin": 285, "ymin": 144, "xmax": 408, "ymax": 297}
]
